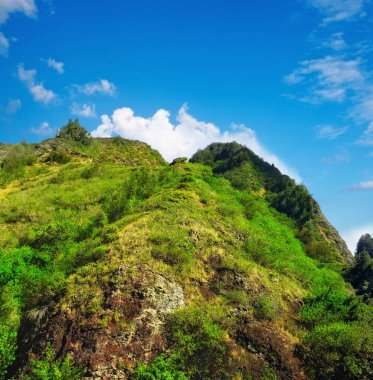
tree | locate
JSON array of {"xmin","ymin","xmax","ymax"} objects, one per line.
[
  {"xmin": 357, "ymin": 234, "xmax": 373, "ymax": 258},
  {"xmin": 56, "ymin": 119, "xmax": 91, "ymax": 145}
]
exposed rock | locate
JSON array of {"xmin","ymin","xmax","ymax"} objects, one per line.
[{"xmin": 11, "ymin": 266, "xmax": 184, "ymax": 379}]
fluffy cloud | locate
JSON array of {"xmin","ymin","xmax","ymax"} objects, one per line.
[
  {"xmin": 17, "ymin": 64, "xmax": 57, "ymax": 105},
  {"xmin": 70, "ymin": 102, "xmax": 96, "ymax": 118},
  {"xmin": 91, "ymin": 104, "xmax": 301, "ymax": 181},
  {"xmin": 342, "ymin": 223, "xmax": 373, "ymax": 252},
  {"xmin": 316, "ymin": 124, "xmax": 349, "ymax": 140},
  {"xmin": 0, "ymin": 32, "xmax": 9, "ymax": 56},
  {"xmin": 307, "ymin": 0, "xmax": 365, "ymax": 23},
  {"xmin": 44, "ymin": 57, "xmax": 64, "ymax": 74},
  {"xmin": 0, "ymin": 0, "xmax": 37, "ymax": 24},
  {"xmin": 348, "ymin": 180, "xmax": 373, "ymax": 191},
  {"xmin": 74, "ymin": 79, "xmax": 116, "ymax": 96},
  {"xmin": 30, "ymin": 121, "xmax": 53, "ymax": 136},
  {"xmin": 6, "ymin": 99, "xmax": 21, "ymax": 114}
]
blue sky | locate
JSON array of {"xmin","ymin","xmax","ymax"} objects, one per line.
[{"xmin": 0, "ymin": 0, "xmax": 372, "ymax": 252}]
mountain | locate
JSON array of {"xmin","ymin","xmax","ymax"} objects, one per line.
[{"xmin": 0, "ymin": 125, "xmax": 372, "ymax": 380}]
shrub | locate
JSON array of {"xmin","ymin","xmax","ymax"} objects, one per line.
[
  {"xmin": 304, "ymin": 322, "xmax": 373, "ymax": 380},
  {"xmin": 1, "ymin": 142, "xmax": 36, "ymax": 177},
  {"xmin": 25, "ymin": 344, "xmax": 83, "ymax": 380},
  {"xmin": 45, "ymin": 151, "xmax": 71, "ymax": 164},
  {"xmin": 56, "ymin": 119, "xmax": 91, "ymax": 145},
  {"xmin": 0, "ymin": 326, "xmax": 16, "ymax": 380},
  {"xmin": 131, "ymin": 355, "xmax": 188, "ymax": 380},
  {"xmin": 165, "ymin": 307, "xmax": 228, "ymax": 379}
]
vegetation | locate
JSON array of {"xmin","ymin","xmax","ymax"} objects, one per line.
[
  {"xmin": 56, "ymin": 119, "xmax": 91, "ymax": 145},
  {"xmin": 0, "ymin": 137, "xmax": 371, "ymax": 379},
  {"xmin": 347, "ymin": 234, "xmax": 373, "ymax": 299}
]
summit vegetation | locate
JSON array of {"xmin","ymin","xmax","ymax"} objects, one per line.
[{"xmin": 0, "ymin": 121, "xmax": 372, "ymax": 380}]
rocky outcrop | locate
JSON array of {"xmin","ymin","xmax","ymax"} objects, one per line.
[{"xmin": 11, "ymin": 266, "xmax": 184, "ymax": 379}]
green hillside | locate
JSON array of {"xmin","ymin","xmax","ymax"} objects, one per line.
[{"xmin": 0, "ymin": 124, "xmax": 372, "ymax": 380}]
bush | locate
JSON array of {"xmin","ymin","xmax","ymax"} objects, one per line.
[
  {"xmin": 56, "ymin": 119, "xmax": 91, "ymax": 145},
  {"xmin": 1, "ymin": 142, "xmax": 36, "ymax": 180},
  {"xmin": 131, "ymin": 355, "xmax": 188, "ymax": 380},
  {"xmin": 104, "ymin": 168, "xmax": 160, "ymax": 222},
  {"xmin": 165, "ymin": 307, "xmax": 228, "ymax": 379},
  {"xmin": 0, "ymin": 326, "xmax": 16, "ymax": 380},
  {"xmin": 45, "ymin": 151, "xmax": 71, "ymax": 164},
  {"xmin": 25, "ymin": 343, "xmax": 83, "ymax": 380},
  {"xmin": 304, "ymin": 322, "xmax": 373, "ymax": 380}
]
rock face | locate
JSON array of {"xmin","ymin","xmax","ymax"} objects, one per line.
[{"xmin": 12, "ymin": 266, "xmax": 184, "ymax": 379}]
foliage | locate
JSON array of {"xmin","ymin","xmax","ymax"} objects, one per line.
[
  {"xmin": 24, "ymin": 344, "xmax": 83, "ymax": 380},
  {"xmin": 0, "ymin": 138, "xmax": 372, "ymax": 379},
  {"xmin": 131, "ymin": 355, "xmax": 188, "ymax": 380},
  {"xmin": 45, "ymin": 151, "xmax": 71, "ymax": 164},
  {"xmin": 346, "ymin": 234, "xmax": 373, "ymax": 299},
  {"xmin": 0, "ymin": 142, "xmax": 36, "ymax": 184},
  {"xmin": 304, "ymin": 320, "xmax": 373, "ymax": 380},
  {"xmin": 356, "ymin": 234, "xmax": 373, "ymax": 258},
  {"xmin": 164, "ymin": 307, "xmax": 228, "ymax": 380},
  {"xmin": 56, "ymin": 119, "xmax": 91, "ymax": 145},
  {"xmin": 0, "ymin": 326, "xmax": 16, "ymax": 380}
]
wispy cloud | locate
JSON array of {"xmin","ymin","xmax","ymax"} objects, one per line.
[
  {"xmin": 322, "ymin": 32, "xmax": 347, "ymax": 51},
  {"xmin": 6, "ymin": 99, "xmax": 21, "ymax": 114},
  {"xmin": 0, "ymin": 32, "xmax": 9, "ymax": 57},
  {"xmin": 30, "ymin": 121, "xmax": 53, "ymax": 136},
  {"xmin": 357, "ymin": 122, "xmax": 373, "ymax": 145},
  {"xmin": 73, "ymin": 79, "xmax": 116, "ymax": 96},
  {"xmin": 91, "ymin": 104, "xmax": 301, "ymax": 182},
  {"xmin": 316, "ymin": 124, "xmax": 349, "ymax": 139},
  {"xmin": 0, "ymin": 0, "xmax": 37, "ymax": 25},
  {"xmin": 43, "ymin": 57, "xmax": 64, "ymax": 74},
  {"xmin": 17, "ymin": 64, "xmax": 57, "ymax": 105},
  {"xmin": 348, "ymin": 180, "xmax": 373, "ymax": 191},
  {"xmin": 70, "ymin": 102, "xmax": 96, "ymax": 118},
  {"xmin": 321, "ymin": 147, "xmax": 350, "ymax": 164},
  {"xmin": 306, "ymin": 0, "xmax": 366, "ymax": 23},
  {"xmin": 285, "ymin": 56, "xmax": 364, "ymax": 103}
]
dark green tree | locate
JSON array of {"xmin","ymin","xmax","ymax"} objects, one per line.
[
  {"xmin": 357, "ymin": 234, "xmax": 373, "ymax": 258},
  {"xmin": 56, "ymin": 119, "xmax": 91, "ymax": 145}
]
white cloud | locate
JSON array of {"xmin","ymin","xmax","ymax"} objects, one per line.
[
  {"xmin": 0, "ymin": 0, "xmax": 37, "ymax": 24},
  {"xmin": 91, "ymin": 104, "xmax": 301, "ymax": 182},
  {"xmin": 322, "ymin": 32, "xmax": 347, "ymax": 51},
  {"xmin": 342, "ymin": 223, "xmax": 373, "ymax": 253},
  {"xmin": 74, "ymin": 79, "xmax": 116, "ymax": 96},
  {"xmin": 70, "ymin": 102, "xmax": 96, "ymax": 118},
  {"xmin": 307, "ymin": 0, "xmax": 365, "ymax": 23},
  {"xmin": 30, "ymin": 121, "xmax": 53, "ymax": 136},
  {"xmin": 316, "ymin": 124, "xmax": 349, "ymax": 139},
  {"xmin": 6, "ymin": 99, "xmax": 21, "ymax": 114},
  {"xmin": 17, "ymin": 64, "xmax": 57, "ymax": 105},
  {"xmin": 285, "ymin": 56, "xmax": 363, "ymax": 103},
  {"xmin": 0, "ymin": 32, "xmax": 9, "ymax": 56},
  {"xmin": 348, "ymin": 180, "xmax": 373, "ymax": 191},
  {"xmin": 44, "ymin": 57, "xmax": 64, "ymax": 74}
]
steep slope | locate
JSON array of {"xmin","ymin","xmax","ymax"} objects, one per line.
[
  {"xmin": 0, "ymin": 136, "xmax": 371, "ymax": 380},
  {"xmin": 190, "ymin": 142, "xmax": 353, "ymax": 265}
]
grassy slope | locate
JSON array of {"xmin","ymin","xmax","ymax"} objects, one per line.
[{"xmin": 0, "ymin": 138, "xmax": 372, "ymax": 380}]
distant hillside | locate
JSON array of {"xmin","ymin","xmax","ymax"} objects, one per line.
[{"xmin": 0, "ymin": 127, "xmax": 371, "ymax": 380}]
